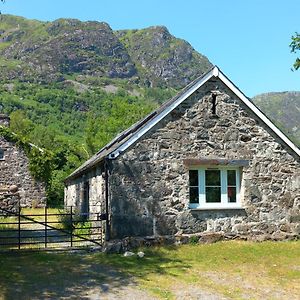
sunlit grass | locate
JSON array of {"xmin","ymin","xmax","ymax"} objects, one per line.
[
  {"xmin": 0, "ymin": 240, "xmax": 299, "ymax": 299},
  {"xmin": 92, "ymin": 241, "xmax": 300, "ymax": 299},
  {"xmin": 21, "ymin": 207, "xmax": 61, "ymax": 223}
]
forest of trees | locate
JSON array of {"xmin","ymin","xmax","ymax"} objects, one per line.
[{"xmin": 0, "ymin": 81, "xmax": 174, "ymax": 206}]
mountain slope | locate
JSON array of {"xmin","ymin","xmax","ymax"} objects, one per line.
[
  {"xmin": 253, "ymin": 92, "xmax": 300, "ymax": 146},
  {"xmin": 116, "ymin": 26, "xmax": 212, "ymax": 88},
  {"xmin": 0, "ymin": 15, "xmax": 212, "ymax": 87}
]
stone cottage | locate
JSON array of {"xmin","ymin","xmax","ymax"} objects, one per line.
[
  {"xmin": 0, "ymin": 114, "xmax": 46, "ymax": 210},
  {"xmin": 64, "ymin": 66, "xmax": 300, "ymax": 241}
]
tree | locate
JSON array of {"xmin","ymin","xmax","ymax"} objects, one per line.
[
  {"xmin": 85, "ymin": 113, "xmax": 99, "ymax": 155},
  {"xmin": 290, "ymin": 32, "xmax": 300, "ymax": 70},
  {"xmin": 10, "ymin": 110, "xmax": 34, "ymax": 136}
]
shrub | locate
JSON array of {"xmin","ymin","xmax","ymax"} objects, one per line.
[
  {"xmin": 58, "ymin": 208, "xmax": 91, "ymax": 237},
  {"xmin": 189, "ymin": 235, "xmax": 199, "ymax": 245}
]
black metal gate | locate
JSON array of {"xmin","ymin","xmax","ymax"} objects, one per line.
[{"xmin": 0, "ymin": 205, "xmax": 105, "ymax": 250}]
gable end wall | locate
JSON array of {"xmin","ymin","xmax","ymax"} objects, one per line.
[{"xmin": 108, "ymin": 78, "xmax": 300, "ymax": 239}]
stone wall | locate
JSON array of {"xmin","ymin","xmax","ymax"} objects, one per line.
[
  {"xmin": 0, "ymin": 185, "xmax": 20, "ymax": 214},
  {"xmin": 0, "ymin": 136, "xmax": 46, "ymax": 208},
  {"xmin": 64, "ymin": 164, "xmax": 106, "ymax": 214},
  {"xmin": 108, "ymin": 78, "xmax": 300, "ymax": 240}
]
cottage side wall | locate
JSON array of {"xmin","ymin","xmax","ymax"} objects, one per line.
[
  {"xmin": 109, "ymin": 78, "xmax": 300, "ymax": 239},
  {"xmin": 0, "ymin": 137, "xmax": 46, "ymax": 207},
  {"xmin": 64, "ymin": 165, "xmax": 106, "ymax": 214}
]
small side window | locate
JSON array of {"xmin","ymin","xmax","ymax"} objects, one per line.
[
  {"xmin": 0, "ymin": 149, "xmax": 4, "ymax": 160},
  {"xmin": 189, "ymin": 170, "xmax": 199, "ymax": 203}
]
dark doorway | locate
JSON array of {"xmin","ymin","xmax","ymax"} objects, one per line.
[{"xmin": 82, "ymin": 181, "xmax": 90, "ymax": 220}]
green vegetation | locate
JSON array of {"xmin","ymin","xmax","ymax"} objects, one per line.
[
  {"xmin": 0, "ymin": 125, "xmax": 53, "ymax": 181},
  {"xmin": 0, "ymin": 81, "xmax": 171, "ymax": 206},
  {"xmin": 290, "ymin": 32, "xmax": 300, "ymax": 70},
  {"xmin": 100, "ymin": 241, "xmax": 300, "ymax": 299},
  {"xmin": 0, "ymin": 241, "xmax": 299, "ymax": 299},
  {"xmin": 253, "ymin": 92, "xmax": 300, "ymax": 147}
]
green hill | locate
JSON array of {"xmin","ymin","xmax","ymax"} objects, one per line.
[
  {"xmin": 253, "ymin": 92, "xmax": 300, "ymax": 147},
  {"xmin": 0, "ymin": 14, "xmax": 213, "ymax": 150}
]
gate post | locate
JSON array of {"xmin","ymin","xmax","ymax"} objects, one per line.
[
  {"xmin": 45, "ymin": 206, "xmax": 48, "ymax": 248},
  {"xmin": 18, "ymin": 206, "xmax": 21, "ymax": 250},
  {"xmin": 70, "ymin": 206, "xmax": 73, "ymax": 247}
]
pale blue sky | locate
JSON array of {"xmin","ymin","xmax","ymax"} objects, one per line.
[{"xmin": 1, "ymin": 0, "xmax": 299, "ymax": 97}]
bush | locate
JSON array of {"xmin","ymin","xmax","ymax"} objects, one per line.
[
  {"xmin": 189, "ymin": 235, "xmax": 199, "ymax": 245},
  {"xmin": 59, "ymin": 208, "xmax": 91, "ymax": 237}
]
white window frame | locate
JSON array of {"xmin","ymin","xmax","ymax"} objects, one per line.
[{"xmin": 189, "ymin": 166, "xmax": 242, "ymax": 210}]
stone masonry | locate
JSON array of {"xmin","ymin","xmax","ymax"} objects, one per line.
[
  {"xmin": 108, "ymin": 78, "xmax": 300, "ymax": 240},
  {"xmin": 64, "ymin": 165, "xmax": 105, "ymax": 212},
  {"xmin": 0, "ymin": 114, "xmax": 46, "ymax": 209}
]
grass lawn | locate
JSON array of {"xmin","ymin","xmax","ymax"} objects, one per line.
[
  {"xmin": 0, "ymin": 208, "xmax": 61, "ymax": 226},
  {"xmin": 0, "ymin": 241, "xmax": 299, "ymax": 299}
]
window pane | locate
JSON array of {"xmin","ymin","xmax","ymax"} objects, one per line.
[
  {"xmin": 206, "ymin": 187, "xmax": 221, "ymax": 203},
  {"xmin": 189, "ymin": 187, "xmax": 199, "ymax": 203},
  {"xmin": 227, "ymin": 170, "xmax": 236, "ymax": 186},
  {"xmin": 205, "ymin": 170, "xmax": 220, "ymax": 186},
  {"xmin": 228, "ymin": 187, "xmax": 236, "ymax": 203},
  {"xmin": 189, "ymin": 170, "xmax": 198, "ymax": 186},
  {"xmin": 0, "ymin": 149, "xmax": 3, "ymax": 159}
]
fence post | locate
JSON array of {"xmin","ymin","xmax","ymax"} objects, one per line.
[
  {"xmin": 45, "ymin": 206, "xmax": 48, "ymax": 248},
  {"xmin": 70, "ymin": 206, "xmax": 73, "ymax": 247},
  {"xmin": 18, "ymin": 206, "xmax": 21, "ymax": 250}
]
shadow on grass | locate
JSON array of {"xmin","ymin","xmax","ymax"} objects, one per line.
[{"xmin": 0, "ymin": 246, "xmax": 189, "ymax": 299}]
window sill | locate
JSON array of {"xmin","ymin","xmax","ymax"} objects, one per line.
[{"xmin": 189, "ymin": 205, "xmax": 244, "ymax": 211}]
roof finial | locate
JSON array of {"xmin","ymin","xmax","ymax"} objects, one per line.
[{"xmin": 212, "ymin": 66, "xmax": 219, "ymax": 77}]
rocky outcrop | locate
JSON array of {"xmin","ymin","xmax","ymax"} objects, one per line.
[
  {"xmin": 116, "ymin": 26, "xmax": 212, "ymax": 88},
  {"xmin": 0, "ymin": 15, "xmax": 211, "ymax": 87}
]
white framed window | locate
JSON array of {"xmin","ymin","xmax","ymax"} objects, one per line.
[{"xmin": 189, "ymin": 166, "xmax": 242, "ymax": 209}]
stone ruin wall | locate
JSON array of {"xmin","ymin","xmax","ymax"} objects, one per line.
[
  {"xmin": 0, "ymin": 185, "xmax": 20, "ymax": 214},
  {"xmin": 0, "ymin": 115, "xmax": 46, "ymax": 210},
  {"xmin": 108, "ymin": 78, "xmax": 300, "ymax": 240}
]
